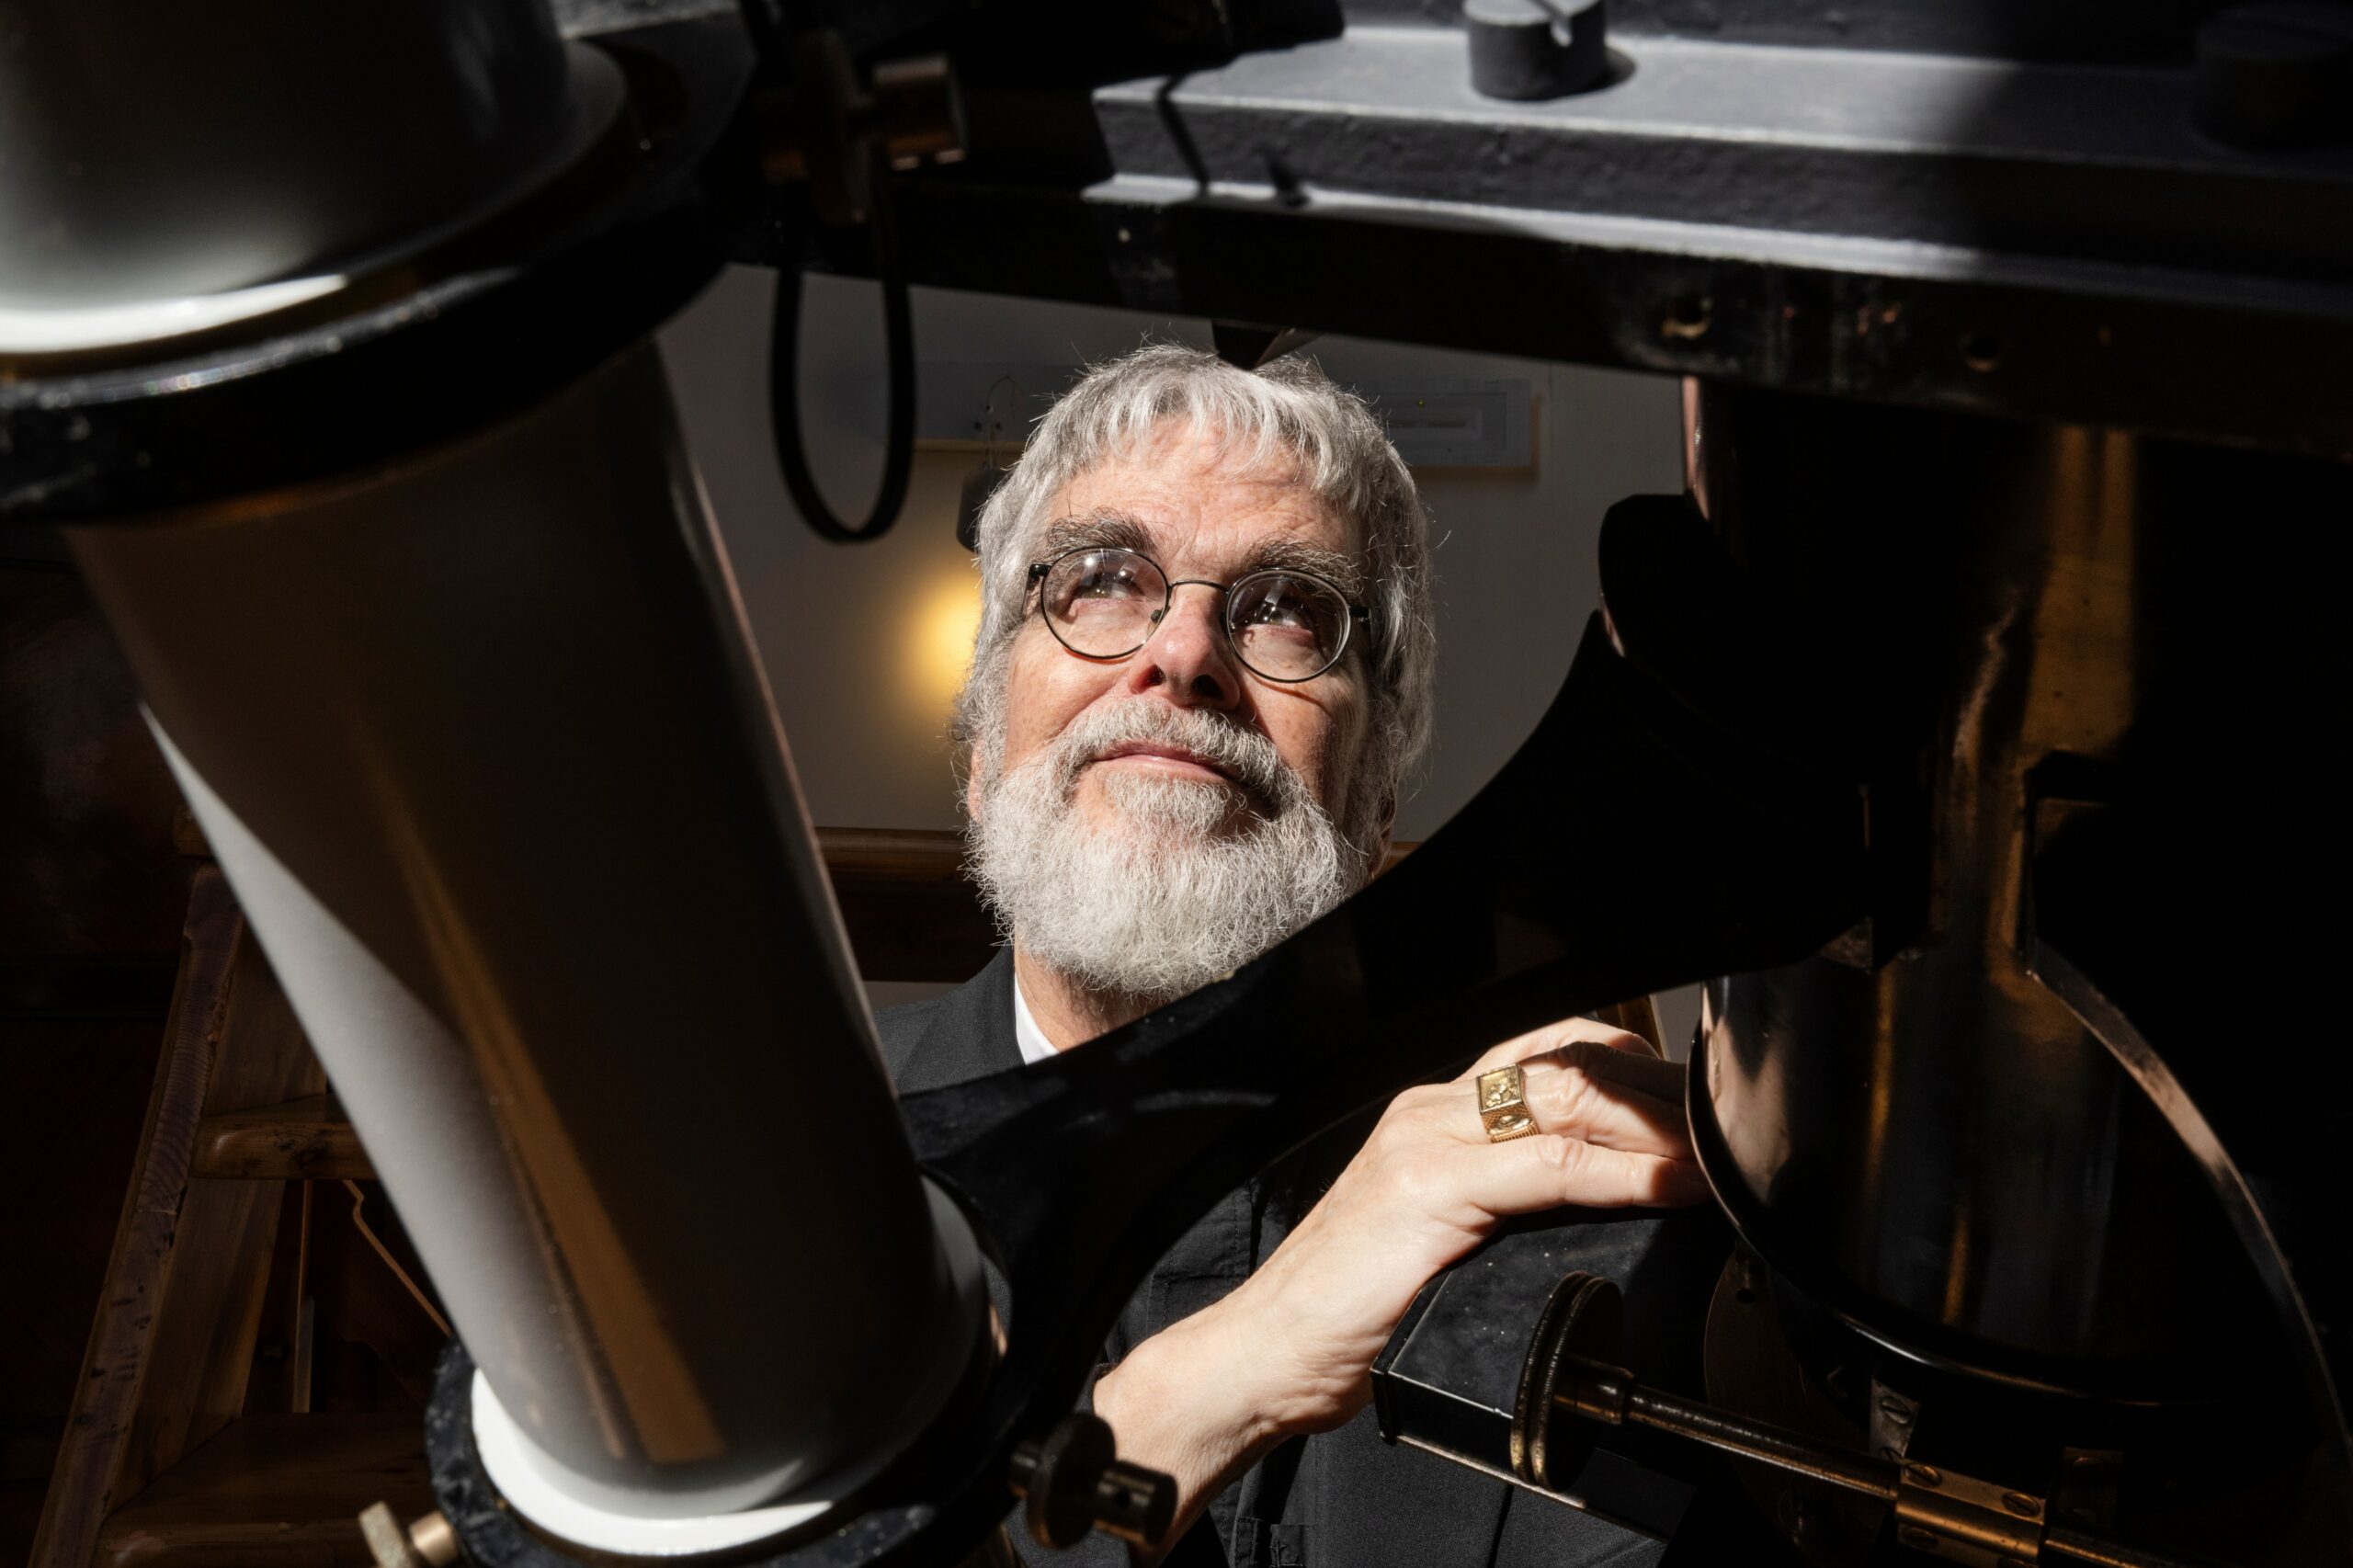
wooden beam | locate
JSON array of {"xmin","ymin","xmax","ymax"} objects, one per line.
[
  {"xmin": 818, "ymin": 827, "xmax": 998, "ymax": 984},
  {"xmin": 30, "ymin": 870, "xmax": 244, "ymax": 1568},
  {"xmin": 30, "ymin": 872, "xmax": 333, "ymax": 1568},
  {"xmin": 112, "ymin": 935, "xmax": 323, "ymax": 1513},
  {"xmin": 93, "ymin": 1414, "xmax": 430, "ymax": 1568},
  {"xmin": 191, "ymin": 1096, "xmax": 369, "ymax": 1182}
]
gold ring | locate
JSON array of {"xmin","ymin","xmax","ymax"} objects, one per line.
[{"xmin": 1477, "ymin": 1063, "xmax": 1539, "ymax": 1142}]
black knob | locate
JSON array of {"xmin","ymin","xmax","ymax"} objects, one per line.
[
  {"xmin": 1008, "ymin": 1413, "xmax": 1178, "ymax": 1550},
  {"xmin": 1465, "ymin": 0, "xmax": 1610, "ymax": 102},
  {"xmin": 1511, "ymin": 1270, "xmax": 1626, "ymax": 1489}
]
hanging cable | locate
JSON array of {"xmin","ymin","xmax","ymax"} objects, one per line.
[
  {"xmin": 741, "ymin": 0, "xmax": 922, "ymax": 544},
  {"xmin": 767, "ymin": 174, "xmax": 917, "ymax": 542}
]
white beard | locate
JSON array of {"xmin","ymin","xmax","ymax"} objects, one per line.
[{"xmin": 968, "ymin": 703, "xmax": 1372, "ymax": 1006}]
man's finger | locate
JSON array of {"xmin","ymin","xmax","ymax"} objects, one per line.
[
  {"xmin": 1520, "ymin": 1034, "xmax": 1686, "ymax": 1108},
  {"xmin": 1444, "ymin": 1133, "xmax": 1712, "ymax": 1217},
  {"xmin": 1518, "ymin": 1049, "xmax": 1689, "ymax": 1158},
  {"xmin": 1466, "ymin": 1016, "xmax": 1650, "ymax": 1078}
]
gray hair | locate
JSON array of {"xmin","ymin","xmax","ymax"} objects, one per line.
[{"xmin": 951, "ymin": 344, "xmax": 1438, "ymax": 807}]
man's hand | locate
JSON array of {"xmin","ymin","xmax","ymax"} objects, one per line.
[{"xmin": 1090, "ymin": 1018, "xmax": 1707, "ymax": 1554}]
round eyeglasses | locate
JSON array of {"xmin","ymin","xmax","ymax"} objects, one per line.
[{"xmin": 1026, "ymin": 546, "xmax": 1371, "ymax": 684}]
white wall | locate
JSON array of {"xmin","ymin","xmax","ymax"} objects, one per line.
[{"xmin": 657, "ymin": 267, "xmax": 1701, "ymax": 1049}]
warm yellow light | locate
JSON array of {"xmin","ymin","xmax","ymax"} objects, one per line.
[{"xmin": 904, "ymin": 574, "xmax": 983, "ymax": 720}]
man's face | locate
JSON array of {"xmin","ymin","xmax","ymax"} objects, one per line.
[{"xmin": 976, "ymin": 421, "xmax": 1381, "ymax": 845}]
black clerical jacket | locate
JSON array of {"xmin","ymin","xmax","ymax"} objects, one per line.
[{"xmin": 880, "ymin": 950, "xmax": 1679, "ymax": 1568}]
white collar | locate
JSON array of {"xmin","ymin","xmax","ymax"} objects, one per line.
[{"xmin": 1011, "ymin": 972, "xmax": 1059, "ymax": 1065}]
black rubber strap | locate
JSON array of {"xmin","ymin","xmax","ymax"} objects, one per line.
[
  {"xmin": 740, "ymin": 0, "xmax": 917, "ymax": 544},
  {"xmin": 766, "ymin": 155, "xmax": 917, "ymax": 543}
]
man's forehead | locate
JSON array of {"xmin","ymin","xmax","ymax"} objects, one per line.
[{"xmin": 1045, "ymin": 438, "xmax": 1359, "ymax": 564}]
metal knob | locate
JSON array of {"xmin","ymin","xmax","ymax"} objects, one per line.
[
  {"xmin": 1511, "ymin": 1270, "xmax": 1626, "ymax": 1488},
  {"xmin": 1008, "ymin": 1412, "xmax": 1179, "ymax": 1550},
  {"xmin": 1464, "ymin": 0, "xmax": 1611, "ymax": 102},
  {"xmin": 358, "ymin": 1504, "xmax": 458, "ymax": 1568}
]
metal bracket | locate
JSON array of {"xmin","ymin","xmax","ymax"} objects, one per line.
[
  {"xmin": 2052, "ymin": 1449, "xmax": 2124, "ymax": 1535},
  {"xmin": 1869, "ymin": 1380, "xmax": 1918, "ymax": 1464},
  {"xmin": 1893, "ymin": 1463, "xmax": 2046, "ymax": 1568}
]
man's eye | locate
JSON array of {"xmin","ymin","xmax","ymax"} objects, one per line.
[
  {"xmin": 1072, "ymin": 571, "xmax": 1146, "ymax": 601},
  {"xmin": 1240, "ymin": 598, "xmax": 1313, "ymax": 629},
  {"xmin": 1235, "ymin": 580, "xmax": 1332, "ymax": 636}
]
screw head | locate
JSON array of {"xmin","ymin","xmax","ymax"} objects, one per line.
[
  {"xmin": 1904, "ymin": 1462, "xmax": 1943, "ymax": 1488},
  {"xmin": 1661, "ymin": 295, "xmax": 1711, "ymax": 341},
  {"xmin": 2002, "ymin": 1491, "xmax": 2041, "ymax": 1517}
]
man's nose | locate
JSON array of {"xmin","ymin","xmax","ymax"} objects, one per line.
[{"xmin": 1126, "ymin": 583, "xmax": 1243, "ymax": 709}]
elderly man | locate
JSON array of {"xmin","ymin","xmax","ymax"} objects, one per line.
[{"xmin": 882, "ymin": 346, "xmax": 1706, "ymax": 1565}]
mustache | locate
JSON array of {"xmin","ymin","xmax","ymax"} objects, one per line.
[{"xmin": 1044, "ymin": 702, "xmax": 1295, "ymax": 804}]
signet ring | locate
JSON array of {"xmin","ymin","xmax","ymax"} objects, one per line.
[{"xmin": 1476, "ymin": 1062, "xmax": 1540, "ymax": 1142}]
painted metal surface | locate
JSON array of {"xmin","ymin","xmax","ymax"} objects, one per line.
[
  {"xmin": 63, "ymin": 347, "xmax": 983, "ymax": 1522},
  {"xmin": 1666, "ymin": 383, "xmax": 2351, "ymax": 1560},
  {"xmin": 0, "ymin": 0, "xmax": 580, "ymax": 311},
  {"xmin": 702, "ymin": 14, "xmax": 2353, "ymax": 452}
]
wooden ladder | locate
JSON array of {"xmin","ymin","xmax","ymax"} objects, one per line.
[{"xmin": 27, "ymin": 863, "xmax": 431, "ymax": 1568}]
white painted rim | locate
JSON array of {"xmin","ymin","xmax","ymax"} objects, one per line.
[
  {"xmin": 0, "ymin": 275, "xmax": 347, "ymax": 355},
  {"xmin": 473, "ymin": 1369, "xmax": 840, "ymax": 1558},
  {"xmin": 472, "ymin": 1181, "xmax": 988, "ymax": 1558},
  {"xmin": 0, "ymin": 42, "xmax": 626, "ymax": 358}
]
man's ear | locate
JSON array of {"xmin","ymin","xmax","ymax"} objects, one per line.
[{"xmin": 964, "ymin": 762, "xmax": 985, "ymax": 824}]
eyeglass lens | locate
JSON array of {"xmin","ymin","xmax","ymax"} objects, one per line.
[{"xmin": 1040, "ymin": 548, "xmax": 1352, "ymax": 681}]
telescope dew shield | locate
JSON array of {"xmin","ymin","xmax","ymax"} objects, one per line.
[
  {"xmin": 63, "ymin": 346, "xmax": 987, "ymax": 1536},
  {"xmin": 0, "ymin": 0, "xmax": 572, "ymax": 312}
]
